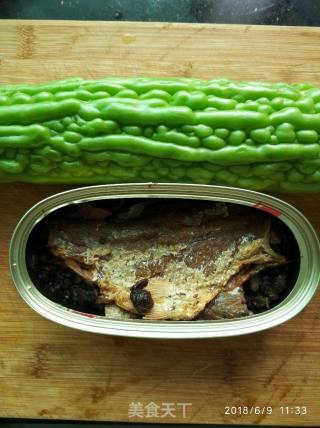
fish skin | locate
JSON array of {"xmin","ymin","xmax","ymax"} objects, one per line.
[
  {"xmin": 48, "ymin": 201, "xmax": 286, "ymax": 320},
  {"xmin": 200, "ymin": 287, "xmax": 250, "ymax": 320}
]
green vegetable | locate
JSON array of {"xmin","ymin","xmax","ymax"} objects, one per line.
[{"xmin": 0, "ymin": 76, "xmax": 320, "ymax": 191}]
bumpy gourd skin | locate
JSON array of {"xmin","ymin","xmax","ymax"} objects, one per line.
[{"xmin": 1, "ymin": 77, "xmax": 320, "ymax": 191}]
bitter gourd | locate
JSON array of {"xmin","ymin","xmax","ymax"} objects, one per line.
[{"xmin": 1, "ymin": 76, "xmax": 320, "ymax": 191}]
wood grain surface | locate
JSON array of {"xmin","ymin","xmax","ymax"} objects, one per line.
[{"xmin": 0, "ymin": 20, "xmax": 320, "ymax": 425}]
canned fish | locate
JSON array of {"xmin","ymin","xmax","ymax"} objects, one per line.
[{"xmin": 9, "ymin": 183, "xmax": 320, "ymax": 339}]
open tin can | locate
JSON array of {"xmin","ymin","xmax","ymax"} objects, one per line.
[{"xmin": 9, "ymin": 183, "xmax": 320, "ymax": 339}]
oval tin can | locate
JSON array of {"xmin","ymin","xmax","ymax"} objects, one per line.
[{"xmin": 9, "ymin": 183, "xmax": 320, "ymax": 339}]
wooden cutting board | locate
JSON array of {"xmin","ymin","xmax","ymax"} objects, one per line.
[{"xmin": 0, "ymin": 20, "xmax": 320, "ymax": 425}]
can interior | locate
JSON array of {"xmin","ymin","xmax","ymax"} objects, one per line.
[{"xmin": 25, "ymin": 197, "xmax": 300, "ymax": 322}]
